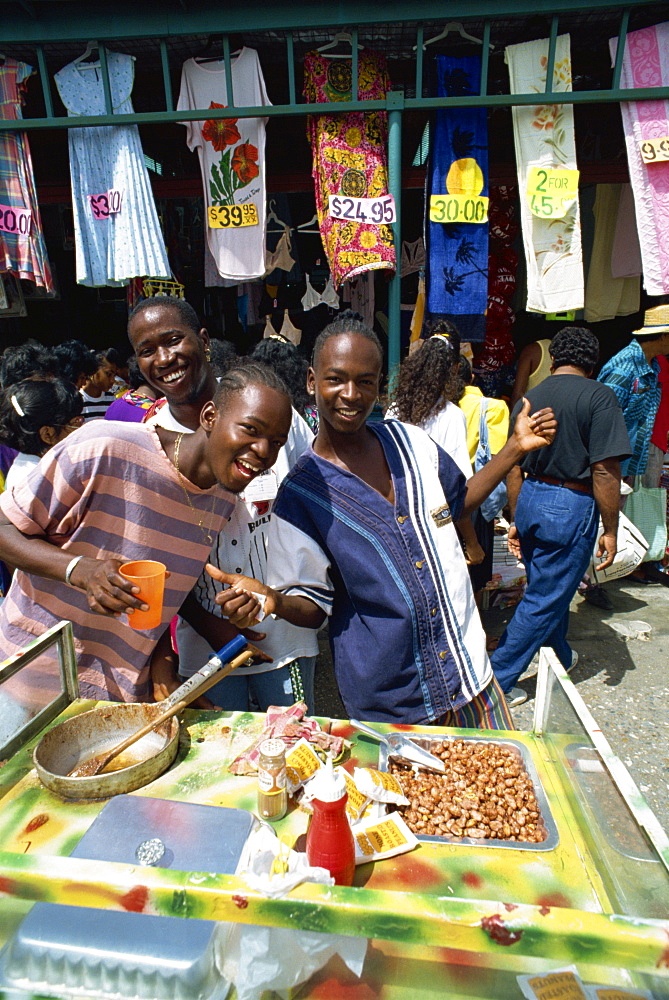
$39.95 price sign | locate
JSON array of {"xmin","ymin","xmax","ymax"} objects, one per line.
[
  {"xmin": 208, "ymin": 204, "xmax": 259, "ymax": 229},
  {"xmin": 89, "ymin": 190, "xmax": 123, "ymax": 220},
  {"xmin": 526, "ymin": 167, "xmax": 579, "ymax": 219},
  {"xmin": 639, "ymin": 137, "xmax": 669, "ymax": 164},
  {"xmin": 429, "ymin": 194, "xmax": 489, "ymax": 225},
  {"xmin": 328, "ymin": 194, "xmax": 396, "ymax": 224}
]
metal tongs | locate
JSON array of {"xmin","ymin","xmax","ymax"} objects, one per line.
[{"xmin": 350, "ymin": 719, "xmax": 446, "ymax": 772}]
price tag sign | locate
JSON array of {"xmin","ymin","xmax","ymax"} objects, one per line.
[
  {"xmin": 328, "ymin": 194, "xmax": 396, "ymax": 224},
  {"xmin": 639, "ymin": 137, "xmax": 669, "ymax": 164},
  {"xmin": 429, "ymin": 194, "xmax": 489, "ymax": 225},
  {"xmin": 0, "ymin": 203, "xmax": 31, "ymax": 236},
  {"xmin": 526, "ymin": 167, "xmax": 579, "ymax": 219},
  {"xmin": 208, "ymin": 204, "xmax": 259, "ymax": 229},
  {"xmin": 89, "ymin": 189, "xmax": 123, "ymax": 220}
]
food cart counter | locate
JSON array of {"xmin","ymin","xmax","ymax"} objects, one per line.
[{"xmin": 0, "ymin": 624, "xmax": 668, "ymax": 999}]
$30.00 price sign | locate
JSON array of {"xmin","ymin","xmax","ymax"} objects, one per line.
[
  {"xmin": 0, "ymin": 204, "xmax": 31, "ymax": 236},
  {"xmin": 526, "ymin": 167, "xmax": 579, "ymax": 219},
  {"xmin": 328, "ymin": 194, "xmax": 396, "ymax": 224},
  {"xmin": 429, "ymin": 194, "xmax": 489, "ymax": 225},
  {"xmin": 208, "ymin": 204, "xmax": 259, "ymax": 229},
  {"xmin": 89, "ymin": 190, "xmax": 123, "ymax": 220},
  {"xmin": 639, "ymin": 137, "xmax": 669, "ymax": 164}
]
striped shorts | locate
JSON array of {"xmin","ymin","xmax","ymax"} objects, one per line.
[{"xmin": 432, "ymin": 676, "xmax": 514, "ymax": 730}]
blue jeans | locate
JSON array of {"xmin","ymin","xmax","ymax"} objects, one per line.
[
  {"xmin": 491, "ymin": 479, "xmax": 598, "ymax": 694},
  {"xmin": 180, "ymin": 656, "xmax": 316, "ymax": 714}
]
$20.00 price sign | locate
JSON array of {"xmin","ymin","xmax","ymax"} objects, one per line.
[
  {"xmin": 328, "ymin": 194, "xmax": 396, "ymax": 224},
  {"xmin": 208, "ymin": 204, "xmax": 259, "ymax": 229},
  {"xmin": 429, "ymin": 194, "xmax": 489, "ymax": 224},
  {"xmin": 89, "ymin": 190, "xmax": 123, "ymax": 220},
  {"xmin": 0, "ymin": 204, "xmax": 31, "ymax": 236}
]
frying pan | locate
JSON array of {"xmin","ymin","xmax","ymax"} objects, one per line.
[{"xmin": 33, "ymin": 635, "xmax": 250, "ymax": 800}]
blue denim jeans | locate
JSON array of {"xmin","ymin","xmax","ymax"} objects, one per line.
[
  {"xmin": 180, "ymin": 656, "xmax": 316, "ymax": 714},
  {"xmin": 491, "ymin": 478, "xmax": 598, "ymax": 693}
]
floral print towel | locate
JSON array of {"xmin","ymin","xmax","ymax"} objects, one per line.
[{"xmin": 506, "ymin": 35, "xmax": 584, "ymax": 313}]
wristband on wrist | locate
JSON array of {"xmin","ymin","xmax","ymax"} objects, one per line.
[{"xmin": 64, "ymin": 554, "xmax": 84, "ymax": 586}]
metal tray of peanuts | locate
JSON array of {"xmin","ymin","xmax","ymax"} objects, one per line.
[{"xmin": 379, "ymin": 735, "xmax": 559, "ymax": 851}]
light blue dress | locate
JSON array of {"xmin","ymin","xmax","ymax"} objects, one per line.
[{"xmin": 55, "ymin": 52, "xmax": 171, "ymax": 287}]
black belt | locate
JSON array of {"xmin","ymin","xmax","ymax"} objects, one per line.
[{"xmin": 527, "ymin": 474, "xmax": 593, "ymax": 495}]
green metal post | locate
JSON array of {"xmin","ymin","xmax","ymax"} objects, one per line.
[
  {"xmin": 415, "ymin": 26, "xmax": 423, "ymax": 98},
  {"xmin": 351, "ymin": 28, "xmax": 359, "ymax": 100},
  {"xmin": 387, "ymin": 89, "xmax": 404, "ymax": 379},
  {"xmin": 480, "ymin": 22, "xmax": 491, "ymax": 95},
  {"xmin": 36, "ymin": 45, "xmax": 54, "ymax": 118},
  {"xmin": 611, "ymin": 8, "xmax": 630, "ymax": 90},
  {"xmin": 223, "ymin": 35, "xmax": 235, "ymax": 107},
  {"xmin": 286, "ymin": 32, "xmax": 296, "ymax": 105},
  {"xmin": 98, "ymin": 43, "xmax": 113, "ymax": 115},
  {"xmin": 544, "ymin": 15, "xmax": 559, "ymax": 94},
  {"xmin": 160, "ymin": 39, "xmax": 174, "ymax": 111}
]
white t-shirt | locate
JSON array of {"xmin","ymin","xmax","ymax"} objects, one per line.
[
  {"xmin": 146, "ymin": 404, "xmax": 318, "ymax": 672},
  {"xmin": 177, "ymin": 48, "xmax": 271, "ymax": 281},
  {"xmin": 4, "ymin": 452, "xmax": 39, "ymax": 491},
  {"xmin": 421, "ymin": 401, "xmax": 474, "ymax": 478}
]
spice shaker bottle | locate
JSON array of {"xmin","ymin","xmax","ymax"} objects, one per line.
[
  {"xmin": 306, "ymin": 758, "xmax": 355, "ymax": 886},
  {"xmin": 257, "ymin": 738, "xmax": 288, "ymax": 821}
]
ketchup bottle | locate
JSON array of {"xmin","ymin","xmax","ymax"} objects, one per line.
[{"xmin": 306, "ymin": 759, "xmax": 355, "ymax": 886}]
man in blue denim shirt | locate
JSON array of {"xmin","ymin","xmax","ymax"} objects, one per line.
[
  {"xmin": 492, "ymin": 327, "xmax": 631, "ymax": 707},
  {"xmin": 598, "ymin": 304, "xmax": 669, "ymax": 478}
]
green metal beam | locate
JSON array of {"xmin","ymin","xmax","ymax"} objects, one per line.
[
  {"xmin": 0, "ymin": 0, "xmax": 656, "ymax": 44},
  {"xmin": 387, "ymin": 90, "xmax": 404, "ymax": 379},
  {"xmin": 3, "ymin": 84, "xmax": 668, "ymax": 133}
]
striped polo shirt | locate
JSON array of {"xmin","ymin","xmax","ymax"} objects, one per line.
[{"xmin": 0, "ymin": 420, "xmax": 235, "ymax": 703}]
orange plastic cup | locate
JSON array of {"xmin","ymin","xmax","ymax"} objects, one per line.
[{"xmin": 119, "ymin": 560, "xmax": 166, "ymax": 630}]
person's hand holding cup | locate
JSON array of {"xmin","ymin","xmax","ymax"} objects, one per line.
[{"xmin": 119, "ymin": 560, "xmax": 167, "ymax": 629}]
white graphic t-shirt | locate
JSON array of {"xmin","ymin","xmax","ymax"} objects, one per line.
[{"xmin": 177, "ymin": 48, "xmax": 271, "ymax": 281}]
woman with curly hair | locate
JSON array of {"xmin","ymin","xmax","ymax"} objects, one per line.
[{"xmin": 387, "ymin": 320, "xmax": 483, "ymax": 565}]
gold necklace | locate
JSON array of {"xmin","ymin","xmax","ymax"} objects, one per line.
[{"xmin": 173, "ymin": 432, "xmax": 217, "ymax": 547}]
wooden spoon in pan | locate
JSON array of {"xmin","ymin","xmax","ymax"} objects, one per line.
[{"xmin": 69, "ymin": 636, "xmax": 252, "ymax": 778}]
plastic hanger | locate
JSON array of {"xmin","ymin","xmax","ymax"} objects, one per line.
[
  {"xmin": 73, "ymin": 41, "xmax": 100, "ymax": 67},
  {"xmin": 195, "ymin": 34, "xmax": 242, "ymax": 64},
  {"xmin": 296, "ymin": 213, "xmax": 320, "ymax": 234},
  {"xmin": 415, "ymin": 22, "xmax": 494, "ymax": 51},
  {"xmin": 316, "ymin": 32, "xmax": 362, "ymax": 59},
  {"xmin": 266, "ymin": 199, "xmax": 291, "ymax": 234}
]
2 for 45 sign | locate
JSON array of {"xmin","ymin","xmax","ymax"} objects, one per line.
[{"xmin": 526, "ymin": 167, "xmax": 579, "ymax": 219}]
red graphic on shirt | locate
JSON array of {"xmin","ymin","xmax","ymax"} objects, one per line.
[{"xmin": 253, "ymin": 501, "xmax": 270, "ymax": 516}]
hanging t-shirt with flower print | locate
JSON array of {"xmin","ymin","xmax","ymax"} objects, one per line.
[{"xmin": 178, "ymin": 48, "xmax": 271, "ymax": 281}]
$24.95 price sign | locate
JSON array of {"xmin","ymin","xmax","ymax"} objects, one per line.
[
  {"xmin": 89, "ymin": 190, "xmax": 123, "ymax": 220},
  {"xmin": 328, "ymin": 194, "xmax": 396, "ymax": 224},
  {"xmin": 526, "ymin": 167, "xmax": 579, "ymax": 219},
  {"xmin": 429, "ymin": 194, "xmax": 489, "ymax": 224},
  {"xmin": 208, "ymin": 204, "xmax": 259, "ymax": 229}
]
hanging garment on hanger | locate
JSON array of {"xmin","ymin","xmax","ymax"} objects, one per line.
[
  {"xmin": 55, "ymin": 52, "xmax": 170, "ymax": 287},
  {"xmin": 342, "ymin": 271, "xmax": 374, "ymax": 327},
  {"xmin": 400, "ymin": 238, "xmax": 425, "ymax": 278},
  {"xmin": 279, "ymin": 308, "xmax": 302, "ymax": 346},
  {"xmin": 301, "ymin": 272, "xmax": 340, "ymax": 311},
  {"xmin": 610, "ymin": 23, "xmax": 669, "ymax": 294},
  {"xmin": 611, "ymin": 184, "xmax": 642, "ymax": 278},
  {"xmin": 0, "ymin": 58, "xmax": 53, "ymax": 291},
  {"xmin": 178, "ymin": 48, "xmax": 271, "ymax": 282},
  {"xmin": 264, "ymin": 227, "xmax": 295, "ymax": 274},
  {"xmin": 585, "ymin": 184, "xmax": 640, "ymax": 322},
  {"xmin": 303, "ymin": 49, "xmax": 396, "ymax": 288},
  {"xmin": 427, "ymin": 54, "xmax": 489, "ymax": 343},
  {"xmin": 506, "ymin": 36, "xmax": 583, "ymax": 313}
]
